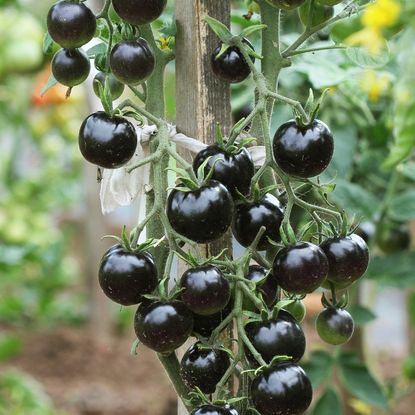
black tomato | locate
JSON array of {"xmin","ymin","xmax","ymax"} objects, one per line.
[
  {"xmin": 224, "ymin": 405, "xmax": 239, "ymax": 415},
  {"xmin": 167, "ymin": 180, "xmax": 233, "ymax": 243},
  {"xmin": 134, "ymin": 300, "xmax": 193, "ymax": 353},
  {"xmin": 180, "ymin": 265, "xmax": 230, "ymax": 316},
  {"xmin": 273, "ymin": 242, "xmax": 329, "ymax": 294},
  {"xmin": 110, "ymin": 39, "xmax": 155, "ymax": 85},
  {"xmin": 211, "ymin": 38, "xmax": 255, "ymax": 83},
  {"xmin": 190, "ymin": 405, "xmax": 230, "ymax": 415},
  {"xmin": 232, "ymin": 104, "xmax": 253, "ymax": 127},
  {"xmin": 250, "ymin": 363, "xmax": 313, "ymax": 415},
  {"xmin": 192, "ymin": 301, "xmax": 232, "ymax": 338},
  {"xmin": 320, "ymin": 234, "xmax": 369, "ymax": 289},
  {"xmin": 78, "ymin": 111, "xmax": 137, "ymax": 169},
  {"xmin": 93, "ymin": 72, "xmax": 125, "ymax": 100},
  {"xmin": 47, "ymin": 1, "xmax": 96, "ymax": 49},
  {"xmin": 245, "ymin": 265, "xmax": 278, "ymax": 309},
  {"xmin": 51, "ymin": 48, "xmax": 90, "ymax": 87},
  {"xmin": 180, "ymin": 342, "xmax": 230, "ymax": 394},
  {"xmin": 377, "ymin": 223, "xmax": 411, "ymax": 254},
  {"xmin": 273, "ymin": 119, "xmax": 334, "ymax": 178},
  {"xmin": 265, "ymin": 0, "xmax": 306, "ymax": 10},
  {"xmin": 316, "ymin": 307, "xmax": 354, "ymax": 345},
  {"xmin": 193, "ymin": 145, "xmax": 254, "ymax": 196},
  {"xmin": 112, "ymin": 0, "xmax": 167, "ymax": 25},
  {"xmin": 245, "ymin": 310, "xmax": 306, "ymax": 365},
  {"xmin": 98, "ymin": 245, "xmax": 157, "ymax": 306},
  {"xmin": 232, "ymin": 194, "xmax": 284, "ymax": 250}
]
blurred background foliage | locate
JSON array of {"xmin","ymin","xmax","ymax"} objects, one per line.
[{"xmin": 1, "ymin": 0, "xmax": 415, "ymax": 414}]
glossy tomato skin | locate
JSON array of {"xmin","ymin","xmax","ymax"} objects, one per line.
[
  {"xmin": 273, "ymin": 242, "xmax": 329, "ymax": 294},
  {"xmin": 265, "ymin": 0, "xmax": 306, "ymax": 10},
  {"xmin": 112, "ymin": 0, "xmax": 167, "ymax": 25},
  {"xmin": 356, "ymin": 221, "xmax": 376, "ymax": 244},
  {"xmin": 47, "ymin": 1, "xmax": 96, "ymax": 49},
  {"xmin": 273, "ymin": 119, "xmax": 334, "ymax": 178},
  {"xmin": 192, "ymin": 301, "xmax": 232, "ymax": 338},
  {"xmin": 134, "ymin": 300, "xmax": 193, "ymax": 353},
  {"xmin": 167, "ymin": 180, "xmax": 233, "ymax": 243},
  {"xmin": 320, "ymin": 234, "xmax": 369, "ymax": 289},
  {"xmin": 52, "ymin": 48, "xmax": 90, "ymax": 87},
  {"xmin": 283, "ymin": 300, "xmax": 307, "ymax": 323},
  {"xmin": 180, "ymin": 265, "xmax": 230, "ymax": 316},
  {"xmin": 110, "ymin": 39, "xmax": 155, "ymax": 85},
  {"xmin": 98, "ymin": 245, "xmax": 157, "ymax": 306},
  {"xmin": 190, "ymin": 405, "xmax": 230, "ymax": 415},
  {"xmin": 245, "ymin": 265, "xmax": 278, "ymax": 308},
  {"xmin": 193, "ymin": 145, "xmax": 254, "ymax": 196},
  {"xmin": 180, "ymin": 342, "xmax": 230, "ymax": 394},
  {"xmin": 211, "ymin": 39, "xmax": 255, "ymax": 83},
  {"xmin": 251, "ymin": 363, "xmax": 313, "ymax": 415},
  {"xmin": 93, "ymin": 72, "xmax": 125, "ymax": 100},
  {"xmin": 245, "ymin": 311, "xmax": 306, "ymax": 365},
  {"xmin": 79, "ymin": 111, "xmax": 137, "ymax": 169},
  {"xmin": 232, "ymin": 194, "xmax": 284, "ymax": 250},
  {"xmin": 316, "ymin": 307, "xmax": 354, "ymax": 345}
]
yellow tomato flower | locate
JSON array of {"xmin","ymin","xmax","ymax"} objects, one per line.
[
  {"xmin": 360, "ymin": 69, "xmax": 392, "ymax": 102},
  {"xmin": 362, "ymin": 0, "xmax": 401, "ymax": 30},
  {"xmin": 349, "ymin": 398, "xmax": 372, "ymax": 415},
  {"xmin": 346, "ymin": 27, "xmax": 385, "ymax": 55}
]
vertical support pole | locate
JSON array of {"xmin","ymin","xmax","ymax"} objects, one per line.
[{"xmin": 175, "ymin": 1, "xmax": 232, "ymax": 414}]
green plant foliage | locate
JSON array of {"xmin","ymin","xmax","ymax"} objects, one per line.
[{"xmin": 311, "ymin": 387, "xmax": 343, "ymax": 415}]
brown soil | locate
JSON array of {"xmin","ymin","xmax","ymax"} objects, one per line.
[{"xmin": 1, "ymin": 327, "xmax": 176, "ymax": 415}]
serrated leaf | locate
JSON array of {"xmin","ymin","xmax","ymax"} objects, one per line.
[
  {"xmin": 346, "ymin": 46, "xmax": 390, "ymax": 69},
  {"xmin": 40, "ymin": 73, "xmax": 58, "ymax": 96},
  {"xmin": 204, "ymin": 16, "xmax": 232, "ymax": 43},
  {"xmin": 311, "ymin": 387, "xmax": 343, "ymax": 415},
  {"xmin": 339, "ymin": 357, "xmax": 388, "ymax": 409}
]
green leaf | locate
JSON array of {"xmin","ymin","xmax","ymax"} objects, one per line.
[
  {"xmin": 42, "ymin": 32, "xmax": 54, "ymax": 55},
  {"xmin": 301, "ymin": 350, "xmax": 335, "ymax": 389},
  {"xmin": 40, "ymin": 74, "xmax": 58, "ymax": 96},
  {"xmin": 204, "ymin": 16, "xmax": 233, "ymax": 43},
  {"xmin": 240, "ymin": 24, "xmax": 267, "ymax": 38},
  {"xmin": 345, "ymin": 46, "xmax": 390, "ymax": 69},
  {"xmin": 330, "ymin": 179, "xmax": 380, "ymax": 219},
  {"xmin": 397, "ymin": 162, "xmax": 415, "ymax": 181},
  {"xmin": 0, "ymin": 335, "xmax": 22, "ymax": 361},
  {"xmin": 339, "ymin": 356, "xmax": 388, "ymax": 409},
  {"xmin": 366, "ymin": 252, "xmax": 415, "ymax": 288},
  {"xmin": 389, "ymin": 190, "xmax": 415, "ymax": 222},
  {"xmin": 311, "ymin": 387, "xmax": 343, "ymax": 415},
  {"xmin": 349, "ymin": 304, "xmax": 376, "ymax": 326},
  {"xmin": 86, "ymin": 42, "xmax": 107, "ymax": 58}
]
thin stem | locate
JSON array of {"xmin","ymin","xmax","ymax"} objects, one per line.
[
  {"xmin": 128, "ymin": 85, "xmax": 146, "ymax": 103},
  {"xmin": 118, "ymin": 99, "xmax": 163, "ymax": 126},
  {"xmin": 287, "ymin": 44, "xmax": 347, "ymax": 57},
  {"xmin": 168, "ymin": 147, "xmax": 198, "ymax": 182},
  {"xmin": 127, "ymin": 152, "xmax": 160, "ymax": 173}
]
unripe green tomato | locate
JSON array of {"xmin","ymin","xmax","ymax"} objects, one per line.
[
  {"xmin": 299, "ymin": 1, "xmax": 334, "ymax": 27},
  {"xmin": 316, "ymin": 0, "xmax": 342, "ymax": 6},
  {"xmin": 265, "ymin": 0, "xmax": 306, "ymax": 10},
  {"xmin": 402, "ymin": 356, "xmax": 415, "ymax": 381},
  {"xmin": 316, "ymin": 308, "xmax": 354, "ymax": 345},
  {"xmin": 93, "ymin": 72, "xmax": 125, "ymax": 100},
  {"xmin": 283, "ymin": 300, "xmax": 306, "ymax": 323}
]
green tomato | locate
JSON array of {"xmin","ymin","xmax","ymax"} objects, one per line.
[
  {"xmin": 376, "ymin": 223, "xmax": 411, "ymax": 254},
  {"xmin": 316, "ymin": 308, "xmax": 354, "ymax": 346},
  {"xmin": 316, "ymin": 0, "xmax": 342, "ymax": 5},
  {"xmin": 265, "ymin": 0, "xmax": 306, "ymax": 10},
  {"xmin": 299, "ymin": 1, "xmax": 334, "ymax": 27},
  {"xmin": 283, "ymin": 300, "xmax": 306, "ymax": 322}
]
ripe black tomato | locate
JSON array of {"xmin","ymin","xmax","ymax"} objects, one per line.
[
  {"xmin": 320, "ymin": 234, "xmax": 369, "ymax": 289},
  {"xmin": 78, "ymin": 111, "xmax": 137, "ymax": 169},
  {"xmin": 134, "ymin": 300, "xmax": 193, "ymax": 353},
  {"xmin": 190, "ymin": 405, "xmax": 231, "ymax": 415},
  {"xmin": 244, "ymin": 265, "xmax": 278, "ymax": 309},
  {"xmin": 180, "ymin": 265, "xmax": 230, "ymax": 316},
  {"xmin": 98, "ymin": 245, "xmax": 157, "ymax": 306},
  {"xmin": 316, "ymin": 307, "xmax": 354, "ymax": 345},
  {"xmin": 211, "ymin": 38, "xmax": 255, "ymax": 83},
  {"xmin": 112, "ymin": 0, "xmax": 167, "ymax": 25},
  {"xmin": 110, "ymin": 39, "xmax": 155, "ymax": 85},
  {"xmin": 273, "ymin": 242, "xmax": 329, "ymax": 294},
  {"xmin": 47, "ymin": 1, "xmax": 96, "ymax": 49},
  {"xmin": 377, "ymin": 223, "xmax": 410, "ymax": 254},
  {"xmin": 93, "ymin": 72, "xmax": 125, "ymax": 100},
  {"xmin": 51, "ymin": 48, "xmax": 90, "ymax": 87},
  {"xmin": 167, "ymin": 180, "xmax": 233, "ymax": 243},
  {"xmin": 180, "ymin": 342, "xmax": 230, "ymax": 394},
  {"xmin": 232, "ymin": 193, "xmax": 284, "ymax": 250},
  {"xmin": 193, "ymin": 145, "xmax": 254, "ymax": 196},
  {"xmin": 250, "ymin": 363, "xmax": 313, "ymax": 415},
  {"xmin": 265, "ymin": 0, "xmax": 306, "ymax": 10},
  {"xmin": 192, "ymin": 301, "xmax": 232, "ymax": 338},
  {"xmin": 245, "ymin": 310, "xmax": 306, "ymax": 365},
  {"xmin": 273, "ymin": 119, "xmax": 334, "ymax": 178}
]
